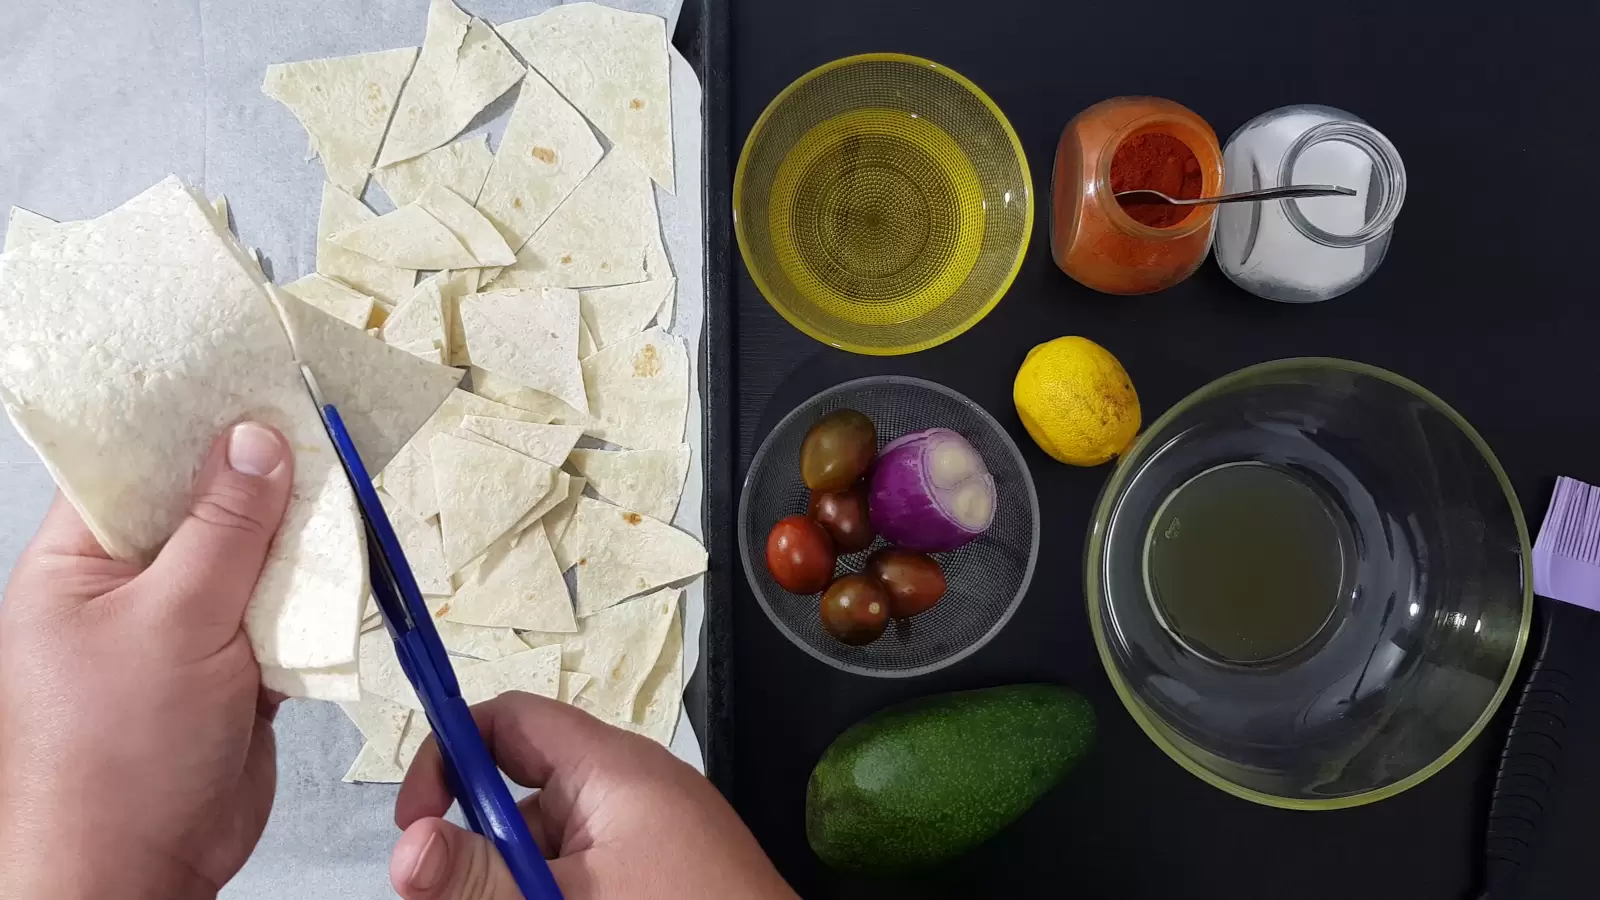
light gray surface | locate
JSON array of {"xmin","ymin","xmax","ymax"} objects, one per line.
[{"xmin": 0, "ymin": 2, "xmax": 701, "ymax": 897}]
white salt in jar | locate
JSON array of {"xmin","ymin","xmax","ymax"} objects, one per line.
[{"xmin": 1214, "ymin": 105, "xmax": 1405, "ymax": 303}]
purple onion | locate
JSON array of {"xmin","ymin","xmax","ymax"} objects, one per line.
[{"xmin": 869, "ymin": 428, "xmax": 995, "ymax": 552}]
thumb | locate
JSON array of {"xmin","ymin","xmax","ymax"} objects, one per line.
[
  {"xmin": 392, "ymin": 818, "xmax": 530, "ymax": 900},
  {"xmin": 132, "ymin": 421, "xmax": 294, "ymax": 638}
]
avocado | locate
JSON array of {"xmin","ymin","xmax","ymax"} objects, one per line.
[{"xmin": 805, "ymin": 684, "xmax": 1095, "ymax": 873}]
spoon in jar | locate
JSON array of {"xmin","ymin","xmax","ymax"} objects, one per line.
[{"xmin": 1113, "ymin": 184, "xmax": 1356, "ymax": 206}]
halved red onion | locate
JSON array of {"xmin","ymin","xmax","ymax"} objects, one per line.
[{"xmin": 869, "ymin": 428, "xmax": 995, "ymax": 552}]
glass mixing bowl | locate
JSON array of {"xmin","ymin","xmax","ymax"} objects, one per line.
[{"xmin": 1086, "ymin": 359, "xmax": 1531, "ymax": 809}]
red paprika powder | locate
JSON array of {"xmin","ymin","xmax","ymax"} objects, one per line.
[{"xmin": 1110, "ymin": 133, "xmax": 1203, "ymax": 228}]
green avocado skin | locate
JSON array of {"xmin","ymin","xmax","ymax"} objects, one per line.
[{"xmin": 805, "ymin": 684, "xmax": 1095, "ymax": 874}]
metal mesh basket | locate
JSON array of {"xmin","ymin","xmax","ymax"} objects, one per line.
[{"xmin": 738, "ymin": 376, "xmax": 1040, "ymax": 676}]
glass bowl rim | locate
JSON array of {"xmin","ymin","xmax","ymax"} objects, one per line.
[{"xmin": 1084, "ymin": 356, "xmax": 1533, "ymax": 810}]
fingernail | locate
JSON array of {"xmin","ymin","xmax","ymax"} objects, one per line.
[
  {"xmin": 407, "ymin": 830, "xmax": 448, "ymax": 892},
  {"xmin": 227, "ymin": 422, "xmax": 285, "ymax": 477}
]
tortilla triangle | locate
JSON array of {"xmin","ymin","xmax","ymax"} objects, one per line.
[
  {"xmin": 263, "ymin": 47, "xmax": 419, "ymax": 194},
  {"xmin": 430, "ymin": 431, "xmax": 558, "ymax": 571},
  {"xmin": 460, "ymin": 288, "xmax": 588, "ymax": 413}
]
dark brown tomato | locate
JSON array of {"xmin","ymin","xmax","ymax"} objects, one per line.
[
  {"xmin": 820, "ymin": 575, "xmax": 890, "ymax": 645},
  {"xmin": 808, "ymin": 484, "xmax": 875, "ymax": 554},
  {"xmin": 765, "ymin": 515, "xmax": 835, "ymax": 594},
  {"xmin": 863, "ymin": 548, "xmax": 947, "ymax": 618},
  {"xmin": 799, "ymin": 409, "xmax": 877, "ymax": 492}
]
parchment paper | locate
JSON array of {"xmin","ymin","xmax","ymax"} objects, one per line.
[{"xmin": 0, "ymin": 2, "xmax": 702, "ymax": 897}]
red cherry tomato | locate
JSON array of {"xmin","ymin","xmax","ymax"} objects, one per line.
[
  {"xmin": 808, "ymin": 483, "xmax": 876, "ymax": 554},
  {"xmin": 765, "ymin": 515, "xmax": 835, "ymax": 594},
  {"xmin": 864, "ymin": 548, "xmax": 947, "ymax": 618},
  {"xmin": 820, "ymin": 575, "xmax": 890, "ymax": 645}
]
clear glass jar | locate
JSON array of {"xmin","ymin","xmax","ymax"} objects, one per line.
[
  {"xmin": 1214, "ymin": 105, "xmax": 1406, "ymax": 303},
  {"xmin": 1051, "ymin": 96, "xmax": 1224, "ymax": 295}
]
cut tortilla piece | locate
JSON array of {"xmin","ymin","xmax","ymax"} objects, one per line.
[
  {"xmin": 507, "ymin": 470, "xmax": 572, "ymax": 541},
  {"xmin": 546, "ymin": 476, "xmax": 588, "ymax": 570},
  {"xmin": 469, "ymin": 367, "xmax": 586, "ymax": 425},
  {"xmin": 375, "ymin": 135, "xmax": 494, "ymax": 208},
  {"xmin": 459, "ymin": 416, "xmax": 582, "ymax": 467},
  {"xmin": 580, "ymin": 280, "xmax": 675, "ymax": 351},
  {"xmin": 381, "ymin": 388, "xmax": 552, "ymax": 520},
  {"xmin": 558, "ymin": 670, "xmax": 592, "ymax": 705},
  {"xmin": 359, "ymin": 629, "xmax": 422, "ymax": 711},
  {"xmin": 460, "ymin": 288, "xmax": 588, "ymax": 414},
  {"xmin": 261, "ymin": 663, "xmax": 360, "ymax": 703},
  {"xmin": 378, "ymin": 0, "xmax": 525, "ymax": 167},
  {"xmin": 474, "ymin": 66, "xmax": 604, "ymax": 251},
  {"xmin": 331, "ymin": 202, "xmax": 477, "ymax": 270},
  {"xmin": 315, "ymin": 183, "xmax": 416, "ymax": 306},
  {"xmin": 282, "ymin": 273, "xmax": 376, "ymax": 329},
  {"xmin": 343, "ymin": 741, "xmax": 405, "ymax": 783},
  {"xmin": 446, "ymin": 526, "xmax": 576, "ymax": 632},
  {"xmin": 580, "ymin": 327, "xmax": 688, "ymax": 450},
  {"xmin": 394, "ymin": 338, "xmax": 446, "ymax": 364},
  {"xmin": 262, "ymin": 47, "xmax": 419, "ymax": 195},
  {"xmin": 211, "ymin": 196, "xmax": 230, "ymax": 230},
  {"xmin": 578, "ymin": 317, "xmax": 597, "ymax": 359},
  {"xmin": 0, "ymin": 177, "xmax": 365, "ymax": 676},
  {"xmin": 376, "ymin": 489, "xmax": 451, "ymax": 595},
  {"xmin": 439, "ymin": 269, "xmax": 480, "ymax": 366},
  {"xmin": 3, "ymin": 207, "xmax": 60, "ymax": 253},
  {"xmin": 430, "ymin": 431, "xmax": 558, "ymax": 571},
  {"xmin": 273, "ymin": 289, "xmax": 463, "ymax": 474},
  {"xmin": 382, "ymin": 275, "xmax": 448, "ymax": 351},
  {"xmin": 338, "ymin": 694, "xmax": 411, "ymax": 764},
  {"xmin": 566, "ymin": 445, "xmax": 690, "ymax": 522},
  {"xmin": 458, "ymin": 644, "xmax": 562, "ymax": 706},
  {"xmin": 500, "ymin": 4, "xmax": 674, "ymax": 193},
  {"xmin": 522, "ymin": 587, "xmax": 679, "ymax": 719},
  {"xmin": 629, "ymin": 612, "xmax": 683, "ymax": 746},
  {"xmin": 435, "ymin": 620, "xmax": 527, "ymax": 660},
  {"xmin": 565, "ymin": 497, "xmax": 706, "ymax": 616},
  {"xmin": 416, "ymin": 184, "xmax": 515, "ymax": 266},
  {"xmin": 490, "ymin": 152, "xmax": 659, "ymax": 290}
]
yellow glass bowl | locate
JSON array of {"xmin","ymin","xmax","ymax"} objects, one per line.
[{"xmin": 735, "ymin": 54, "xmax": 1032, "ymax": 356}]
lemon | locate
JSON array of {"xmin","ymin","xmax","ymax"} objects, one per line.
[{"xmin": 1013, "ymin": 336, "xmax": 1140, "ymax": 466}]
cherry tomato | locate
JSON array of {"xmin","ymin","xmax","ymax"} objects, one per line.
[
  {"xmin": 766, "ymin": 515, "xmax": 835, "ymax": 594},
  {"xmin": 808, "ymin": 483, "xmax": 876, "ymax": 554},
  {"xmin": 800, "ymin": 409, "xmax": 877, "ymax": 492},
  {"xmin": 864, "ymin": 548, "xmax": 947, "ymax": 618},
  {"xmin": 820, "ymin": 575, "xmax": 890, "ymax": 645}
]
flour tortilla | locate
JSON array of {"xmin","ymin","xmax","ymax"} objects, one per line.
[
  {"xmin": 262, "ymin": 47, "xmax": 419, "ymax": 195},
  {"xmin": 375, "ymin": 135, "xmax": 494, "ymax": 208},
  {"xmin": 376, "ymin": 489, "xmax": 451, "ymax": 595},
  {"xmin": 565, "ymin": 497, "xmax": 705, "ymax": 616},
  {"xmin": 490, "ymin": 152, "xmax": 659, "ymax": 289},
  {"xmin": 508, "ymin": 470, "xmax": 573, "ymax": 541},
  {"xmin": 558, "ymin": 671, "xmax": 593, "ymax": 705},
  {"xmin": 459, "ymin": 416, "xmax": 582, "ymax": 467},
  {"xmin": 566, "ymin": 445, "xmax": 690, "ymax": 522},
  {"xmin": 458, "ymin": 644, "xmax": 562, "ymax": 706},
  {"xmin": 330, "ymin": 202, "xmax": 477, "ymax": 270},
  {"xmin": 5, "ymin": 207, "xmax": 59, "ymax": 252},
  {"xmin": 261, "ymin": 663, "xmax": 360, "ymax": 703},
  {"xmin": 580, "ymin": 279, "xmax": 675, "ymax": 351},
  {"xmin": 430, "ymin": 431, "xmax": 558, "ymax": 571},
  {"xmin": 474, "ymin": 66, "xmax": 603, "ymax": 251},
  {"xmin": 434, "ymin": 620, "xmax": 528, "ymax": 660},
  {"xmin": 211, "ymin": 196, "xmax": 230, "ymax": 230},
  {"xmin": 416, "ymin": 184, "xmax": 516, "ymax": 266},
  {"xmin": 469, "ymin": 366, "xmax": 587, "ymax": 425},
  {"xmin": 500, "ymin": 4, "xmax": 674, "ymax": 192},
  {"xmin": 282, "ymin": 273, "xmax": 375, "ymax": 329},
  {"xmin": 393, "ymin": 338, "xmax": 446, "ymax": 364},
  {"xmin": 580, "ymin": 327, "xmax": 688, "ymax": 450},
  {"xmin": 546, "ymin": 476, "xmax": 588, "ymax": 570},
  {"xmin": 273, "ymin": 289, "xmax": 462, "ymax": 473},
  {"xmin": 522, "ymin": 587, "xmax": 679, "ymax": 719},
  {"xmin": 628, "ymin": 611, "xmax": 683, "ymax": 746},
  {"xmin": 0, "ymin": 177, "xmax": 366, "ymax": 676},
  {"xmin": 578, "ymin": 317, "xmax": 597, "ymax": 359},
  {"xmin": 446, "ymin": 526, "xmax": 575, "ymax": 632},
  {"xmin": 343, "ymin": 741, "xmax": 406, "ymax": 784},
  {"xmin": 377, "ymin": 0, "xmax": 525, "ymax": 167},
  {"xmin": 381, "ymin": 388, "xmax": 552, "ymax": 520},
  {"xmin": 316, "ymin": 183, "xmax": 416, "ymax": 306},
  {"xmin": 358, "ymin": 628, "xmax": 422, "ymax": 711},
  {"xmin": 382, "ymin": 275, "xmax": 448, "ymax": 350},
  {"xmin": 338, "ymin": 694, "xmax": 411, "ymax": 764},
  {"xmin": 438, "ymin": 269, "xmax": 480, "ymax": 366},
  {"xmin": 460, "ymin": 288, "xmax": 588, "ymax": 413}
]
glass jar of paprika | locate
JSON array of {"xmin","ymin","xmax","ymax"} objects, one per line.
[{"xmin": 1050, "ymin": 96, "xmax": 1224, "ymax": 295}]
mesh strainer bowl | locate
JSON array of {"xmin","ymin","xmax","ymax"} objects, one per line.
[
  {"xmin": 734, "ymin": 54, "xmax": 1033, "ymax": 356},
  {"xmin": 739, "ymin": 376, "xmax": 1040, "ymax": 676}
]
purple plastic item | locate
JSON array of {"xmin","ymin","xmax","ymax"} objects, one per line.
[{"xmin": 1533, "ymin": 476, "xmax": 1600, "ymax": 611}]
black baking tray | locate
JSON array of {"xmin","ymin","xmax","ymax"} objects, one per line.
[{"xmin": 685, "ymin": 1, "xmax": 1600, "ymax": 898}]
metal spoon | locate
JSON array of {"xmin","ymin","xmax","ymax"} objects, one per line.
[{"xmin": 1113, "ymin": 184, "xmax": 1357, "ymax": 206}]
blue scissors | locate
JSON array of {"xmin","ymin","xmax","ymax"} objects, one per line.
[{"xmin": 302, "ymin": 365, "xmax": 564, "ymax": 900}]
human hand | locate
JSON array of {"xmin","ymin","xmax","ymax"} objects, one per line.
[
  {"xmin": 0, "ymin": 422, "xmax": 294, "ymax": 900},
  {"xmin": 391, "ymin": 692, "xmax": 799, "ymax": 900}
]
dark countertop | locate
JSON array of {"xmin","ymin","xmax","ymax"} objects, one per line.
[{"xmin": 712, "ymin": 1, "xmax": 1600, "ymax": 897}]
